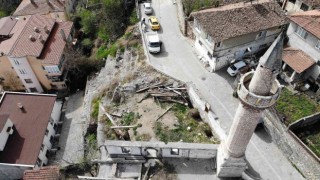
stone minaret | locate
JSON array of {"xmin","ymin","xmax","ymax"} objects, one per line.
[{"xmin": 217, "ymin": 34, "xmax": 283, "ymax": 177}]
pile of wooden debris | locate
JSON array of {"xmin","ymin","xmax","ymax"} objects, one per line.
[{"xmin": 136, "ymin": 82, "xmax": 190, "ymax": 106}]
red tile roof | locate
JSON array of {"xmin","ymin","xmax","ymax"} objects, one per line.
[
  {"xmin": 0, "ymin": 16, "xmax": 30, "ymax": 55},
  {"xmin": 0, "ymin": 114, "xmax": 9, "ymax": 131},
  {"xmin": 40, "ymin": 21, "xmax": 73, "ymax": 64},
  {"xmin": 301, "ymin": 0, "xmax": 320, "ymax": 6},
  {"xmin": 14, "ymin": 0, "xmax": 65, "ymax": 16},
  {"xmin": 282, "ymin": 48, "xmax": 315, "ymax": 73},
  {"xmin": 23, "ymin": 166, "xmax": 60, "ymax": 180},
  {"xmin": 9, "ymin": 14, "xmax": 56, "ymax": 57},
  {"xmin": 0, "ymin": 92, "xmax": 56, "ymax": 165},
  {"xmin": 289, "ymin": 10, "xmax": 320, "ymax": 39},
  {"xmin": 191, "ymin": 0, "xmax": 288, "ymax": 42},
  {"xmin": 0, "ymin": 17, "xmax": 17, "ymax": 36}
]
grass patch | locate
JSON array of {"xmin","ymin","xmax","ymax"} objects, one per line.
[
  {"xmin": 275, "ymin": 88, "xmax": 320, "ymax": 125},
  {"xmin": 121, "ymin": 112, "xmax": 136, "ymax": 126},
  {"xmin": 136, "ymin": 133, "xmax": 151, "ymax": 141},
  {"xmin": 103, "ymin": 116, "xmax": 118, "ymax": 140},
  {"xmin": 91, "ymin": 98, "xmax": 100, "ymax": 121},
  {"xmin": 96, "ymin": 43, "xmax": 124, "ymax": 59},
  {"xmin": 154, "ymin": 104, "xmax": 218, "ymax": 143}
]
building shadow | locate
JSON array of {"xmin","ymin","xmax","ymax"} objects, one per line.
[
  {"xmin": 254, "ymin": 126, "xmax": 272, "ymax": 144},
  {"xmin": 244, "ymin": 160, "xmax": 262, "ymax": 180}
]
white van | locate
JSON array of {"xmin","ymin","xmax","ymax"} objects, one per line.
[{"xmin": 146, "ymin": 32, "xmax": 161, "ymax": 53}]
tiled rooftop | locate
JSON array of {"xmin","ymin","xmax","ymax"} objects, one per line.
[
  {"xmin": 289, "ymin": 10, "xmax": 320, "ymax": 39},
  {"xmin": 282, "ymin": 48, "xmax": 315, "ymax": 73},
  {"xmin": 191, "ymin": 0, "xmax": 287, "ymax": 42},
  {"xmin": 23, "ymin": 166, "xmax": 60, "ymax": 180},
  {"xmin": 0, "ymin": 92, "xmax": 56, "ymax": 165},
  {"xmin": 13, "ymin": 0, "xmax": 65, "ymax": 17}
]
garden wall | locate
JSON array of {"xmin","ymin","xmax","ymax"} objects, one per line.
[{"xmin": 263, "ymin": 109, "xmax": 320, "ymax": 180}]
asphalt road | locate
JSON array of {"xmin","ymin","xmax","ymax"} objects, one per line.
[{"xmin": 139, "ymin": 0, "xmax": 305, "ymax": 179}]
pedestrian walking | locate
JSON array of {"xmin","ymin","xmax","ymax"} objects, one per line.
[{"xmin": 141, "ymin": 18, "xmax": 145, "ymax": 25}]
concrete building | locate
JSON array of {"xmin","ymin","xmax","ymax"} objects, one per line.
[
  {"xmin": 217, "ymin": 35, "xmax": 283, "ymax": 177},
  {"xmin": 0, "ymin": 14, "xmax": 73, "ymax": 93},
  {"xmin": 13, "ymin": 0, "xmax": 78, "ymax": 19},
  {"xmin": 190, "ymin": 0, "xmax": 287, "ymax": 72},
  {"xmin": 282, "ymin": 0, "xmax": 320, "ymax": 14},
  {"xmin": 0, "ymin": 92, "xmax": 62, "ymax": 180},
  {"xmin": 283, "ymin": 10, "xmax": 320, "ymax": 93}
]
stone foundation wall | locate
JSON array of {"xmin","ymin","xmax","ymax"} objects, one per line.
[
  {"xmin": 176, "ymin": 0, "xmax": 186, "ymax": 35},
  {"xmin": 187, "ymin": 83, "xmax": 226, "ymax": 140},
  {"xmin": 263, "ymin": 109, "xmax": 320, "ymax": 180}
]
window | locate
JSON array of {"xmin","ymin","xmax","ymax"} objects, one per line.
[
  {"xmin": 6, "ymin": 127, "xmax": 12, "ymax": 133},
  {"xmin": 315, "ymin": 40, "xmax": 320, "ymax": 50},
  {"xmin": 258, "ymin": 31, "xmax": 263, "ymax": 37},
  {"xmin": 194, "ymin": 19, "xmax": 201, "ymax": 32},
  {"xmin": 170, "ymin": 148, "xmax": 179, "ymax": 155},
  {"xmin": 121, "ymin": 147, "xmax": 131, "ymax": 153},
  {"xmin": 198, "ymin": 40, "xmax": 203, "ymax": 46},
  {"xmin": 13, "ymin": 59, "xmax": 20, "ymax": 65},
  {"xmin": 206, "ymin": 34, "xmax": 212, "ymax": 44},
  {"xmin": 288, "ymin": 0, "xmax": 296, "ymax": 3},
  {"xmin": 40, "ymin": 144, "xmax": 45, "ymax": 151},
  {"xmin": 29, "ymin": 87, "xmax": 38, "ymax": 92},
  {"xmin": 19, "ymin": 69, "xmax": 27, "ymax": 74},
  {"xmin": 300, "ymin": 3, "xmax": 309, "ymax": 11},
  {"xmin": 24, "ymin": 79, "xmax": 33, "ymax": 83},
  {"xmin": 36, "ymin": 158, "xmax": 42, "ymax": 166},
  {"xmin": 215, "ymin": 42, "xmax": 221, "ymax": 48},
  {"xmin": 45, "ymin": 129, "xmax": 49, "ymax": 136},
  {"xmin": 207, "ymin": 51, "xmax": 213, "ymax": 59},
  {"xmin": 296, "ymin": 27, "xmax": 308, "ymax": 39}
]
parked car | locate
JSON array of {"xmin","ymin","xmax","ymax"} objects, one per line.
[
  {"xmin": 148, "ymin": 16, "xmax": 160, "ymax": 30},
  {"xmin": 146, "ymin": 32, "xmax": 161, "ymax": 53},
  {"xmin": 144, "ymin": 3, "xmax": 153, "ymax": 15},
  {"xmin": 227, "ymin": 60, "xmax": 247, "ymax": 76}
]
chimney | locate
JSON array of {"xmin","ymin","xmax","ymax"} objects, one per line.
[
  {"xmin": 34, "ymin": 27, "xmax": 40, "ymax": 33},
  {"xmin": 44, "ymin": 25, "xmax": 49, "ymax": 34},
  {"xmin": 29, "ymin": 35, "xmax": 36, "ymax": 42},
  {"xmin": 38, "ymin": 34, "xmax": 45, "ymax": 43},
  {"xmin": 60, "ymin": 29, "xmax": 66, "ymax": 41},
  {"xmin": 17, "ymin": 103, "xmax": 23, "ymax": 109},
  {"xmin": 30, "ymin": 0, "xmax": 35, "ymax": 4}
]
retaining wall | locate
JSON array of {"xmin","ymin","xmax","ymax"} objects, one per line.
[{"xmin": 263, "ymin": 109, "xmax": 320, "ymax": 180}]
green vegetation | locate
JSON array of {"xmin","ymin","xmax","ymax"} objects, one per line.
[
  {"xmin": 0, "ymin": 10, "xmax": 8, "ymax": 18},
  {"xmin": 275, "ymin": 88, "xmax": 320, "ymax": 125},
  {"xmin": 91, "ymin": 98, "xmax": 100, "ymax": 121},
  {"xmin": 121, "ymin": 112, "xmax": 136, "ymax": 126},
  {"xmin": 103, "ymin": 117, "xmax": 118, "ymax": 140},
  {"xmin": 305, "ymin": 133, "xmax": 320, "ymax": 158},
  {"xmin": 129, "ymin": 8, "xmax": 139, "ymax": 25},
  {"xmin": 136, "ymin": 134, "xmax": 152, "ymax": 141},
  {"xmin": 154, "ymin": 104, "xmax": 218, "ymax": 143},
  {"xmin": 182, "ymin": 0, "xmax": 220, "ymax": 16}
]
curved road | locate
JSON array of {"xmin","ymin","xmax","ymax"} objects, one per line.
[{"xmin": 140, "ymin": 0, "xmax": 305, "ymax": 179}]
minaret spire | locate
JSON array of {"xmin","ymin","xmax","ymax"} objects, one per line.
[{"xmin": 217, "ymin": 34, "xmax": 283, "ymax": 177}]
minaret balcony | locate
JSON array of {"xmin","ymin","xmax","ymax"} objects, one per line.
[{"xmin": 237, "ymin": 71, "xmax": 282, "ymax": 109}]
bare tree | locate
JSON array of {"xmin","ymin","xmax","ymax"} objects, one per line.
[{"xmin": 1, "ymin": 71, "xmax": 23, "ymax": 91}]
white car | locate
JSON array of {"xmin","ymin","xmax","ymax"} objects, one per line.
[
  {"xmin": 144, "ymin": 3, "xmax": 153, "ymax": 15},
  {"xmin": 227, "ymin": 61, "xmax": 247, "ymax": 76}
]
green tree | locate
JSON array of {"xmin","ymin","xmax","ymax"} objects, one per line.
[
  {"xmin": 101, "ymin": 0, "xmax": 126, "ymax": 41},
  {"xmin": 79, "ymin": 9, "xmax": 97, "ymax": 36}
]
